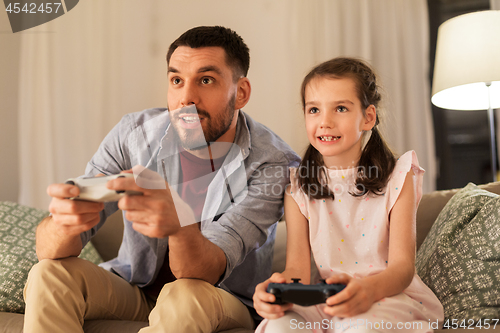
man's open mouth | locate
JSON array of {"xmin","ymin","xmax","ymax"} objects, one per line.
[{"xmin": 181, "ymin": 116, "xmax": 201, "ymax": 124}]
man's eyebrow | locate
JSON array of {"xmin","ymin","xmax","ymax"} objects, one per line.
[
  {"xmin": 167, "ymin": 65, "xmax": 223, "ymax": 76},
  {"xmin": 167, "ymin": 66, "xmax": 179, "ymax": 74},
  {"xmin": 198, "ymin": 66, "xmax": 223, "ymax": 76}
]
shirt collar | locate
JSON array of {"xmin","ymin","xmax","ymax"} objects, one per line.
[{"xmin": 233, "ymin": 110, "xmax": 251, "ymax": 160}]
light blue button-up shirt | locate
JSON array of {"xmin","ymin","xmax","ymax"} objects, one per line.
[{"xmin": 80, "ymin": 108, "xmax": 300, "ymax": 308}]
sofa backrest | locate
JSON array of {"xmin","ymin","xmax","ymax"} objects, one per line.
[
  {"xmin": 91, "ymin": 181, "xmax": 500, "ymax": 270},
  {"xmin": 415, "ymin": 181, "xmax": 500, "ymax": 249}
]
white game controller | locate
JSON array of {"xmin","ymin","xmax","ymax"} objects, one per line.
[{"xmin": 65, "ymin": 173, "xmax": 143, "ymax": 202}]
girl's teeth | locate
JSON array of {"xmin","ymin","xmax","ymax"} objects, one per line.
[{"xmin": 320, "ymin": 136, "xmax": 339, "ymax": 142}]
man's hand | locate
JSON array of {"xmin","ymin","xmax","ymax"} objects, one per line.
[
  {"xmin": 47, "ymin": 182, "xmax": 105, "ymax": 237},
  {"xmin": 107, "ymin": 169, "xmax": 182, "ymax": 238},
  {"xmin": 38, "ymin": 176, "xmax": 105, "ymax": 260}
]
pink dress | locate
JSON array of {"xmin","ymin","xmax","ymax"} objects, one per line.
[{"xmin": 256, "ymin": 151, "xmax": 443, "ymax": 333}]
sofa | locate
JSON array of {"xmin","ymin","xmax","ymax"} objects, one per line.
[{"xmin": 1, "ymin": 181, "xmax": 500, "ymax": 332}]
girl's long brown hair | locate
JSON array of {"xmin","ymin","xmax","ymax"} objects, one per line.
[{"xmin": 298, "ymin": 57, "xmax": 396, "ymax": 200}]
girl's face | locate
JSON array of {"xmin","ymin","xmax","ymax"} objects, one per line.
[{"xmin": 304, "ymin": 76, "xmax": 376, "ymax": 169}]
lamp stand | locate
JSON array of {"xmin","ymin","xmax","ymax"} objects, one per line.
[{"xmin": 487, "ymin": 82, "xmax": 498, "ymax": 182}]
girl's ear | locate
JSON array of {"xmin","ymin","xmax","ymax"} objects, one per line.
[
  {"xmin": 362, "ymin": 105, "xmax": 377, "ymax": 131},
  {"xmin": 234, "ymin": 77, "xmax": 251, "ymax": 110}
]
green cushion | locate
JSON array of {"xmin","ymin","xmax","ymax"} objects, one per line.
[
  {"xmin": 416, "ymin": 183, "xmax": 500, "ymax": 321},
  {"xmin": 0, "ymin": 201, "xmax": 103, "ymax": 314}
]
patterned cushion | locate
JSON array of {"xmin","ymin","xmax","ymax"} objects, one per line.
[
  {"xmin": 0, "ymin": 201, "xmax": 103, "ymax": 314},
  {"xmin": 416, "ymin": 183, "xmax": 500, "ymax": 321}
]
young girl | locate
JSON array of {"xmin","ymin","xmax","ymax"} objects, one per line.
[{"xmin": 253, "ymin": 58, "xmax": 443, "ymax": 333}]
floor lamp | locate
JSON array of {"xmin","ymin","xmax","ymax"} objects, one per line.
[{"xmin": 431, "ymin": 10, "xmax": 500, "ymax": 182}]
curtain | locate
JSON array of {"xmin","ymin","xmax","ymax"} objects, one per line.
[
  {"xmin": 18, "ymin": 1, "xmax": 167, "ymax": 209},
  {"xmin": 18, "ymin": 0, "xmax": 435, "ymax": 209}
]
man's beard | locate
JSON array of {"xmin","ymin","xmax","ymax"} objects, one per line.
[{"xmin": 170, "ymin": 94, "xmax": 236, "ymax": 151}]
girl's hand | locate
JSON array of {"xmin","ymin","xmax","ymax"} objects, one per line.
[
  {"xmin": 323, "ymin": 273, "xmax": 376, "ymax": 318},
  {"xmin": 253, "ymin": 273, "xmax": 293, "ymax": 319}
]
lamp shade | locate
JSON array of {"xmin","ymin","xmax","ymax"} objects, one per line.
[{"xmin": 431, "ymin": 10, "xmax": 500, "ymax": 110}]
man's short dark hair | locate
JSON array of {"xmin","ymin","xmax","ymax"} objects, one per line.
[{"xmin": 166, "ymin": 26, "xmax": 250, "ymax": 81}]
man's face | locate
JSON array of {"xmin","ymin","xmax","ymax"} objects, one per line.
[{"xmin": 167, "ymin": 46, "xmax": 239, "ymax": 151}]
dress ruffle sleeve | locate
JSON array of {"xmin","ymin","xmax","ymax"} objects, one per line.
[{"xmin": 387, "ymin": 150, "xmax": 425, "ymax": 215}]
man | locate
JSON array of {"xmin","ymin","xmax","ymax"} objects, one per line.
[{"xmin": 23, "ymin": 26, "xmax": 300, "ymax": 332}]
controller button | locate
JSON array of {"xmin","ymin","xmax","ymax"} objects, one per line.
[{"xmin": 65, "ymin": 180, "xmax": 76, "ymax": 185}]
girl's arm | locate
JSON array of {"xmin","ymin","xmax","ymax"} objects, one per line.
[
  {"xmin": 253, "ymin": 186, "xmax": 312, "ymax": 319},
  {"xmin": 324, "ymin": 170, "xmax": 417, "ymax": 317},
  {"xmin": 281, "ymin": 186, "xmax": 312, "ymax": 283}
]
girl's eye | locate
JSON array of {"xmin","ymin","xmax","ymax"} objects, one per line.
[
  {"xmin": 171, "ymin": 77, "xmax": 182, "ymax": 85},
  {"xmin": 308, "ymin": 107, "xmax": 319, "ymax": 114},
  {"xmin": 201, "ymin": 77, "xmax": 214, "ymax": 84},
  {"xmin": 337, "ymin": 106, "xmax": 348, "ymax": 113}
]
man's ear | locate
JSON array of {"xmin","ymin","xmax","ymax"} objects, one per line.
[
  {"xmin": 234, "ymin": 77, "xmax": 251, "ymax": 110},
  {"xmin": 362, "ymin": 105, "xmax": 377, "ymax": 131}
]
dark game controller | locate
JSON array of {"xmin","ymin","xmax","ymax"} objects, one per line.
[{"xmin": 267, "ymin": 278, "xmax": 345, "ymax": 306}]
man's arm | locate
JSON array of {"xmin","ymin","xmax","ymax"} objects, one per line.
[
  {"xmin": 168, "ymin": 224, "xmax": 226, "ymax": 285},
  {"xmin": 108, "ymin": 158, "xmax": 295, "ymax": 285},
  {"xmin": 107, "ymin": 170, "xmax": 226, "ymax": 283},
  {"xmin": 36, "ymin": 183, "xmax": 104, "ymax": 260},
  {"xmin": 36, "ymin": 216, "xmax": 82, "ymax": 260},
  {"xmin": 200, "ymin": 161, "xmax": 296, "ymax": 284}
]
